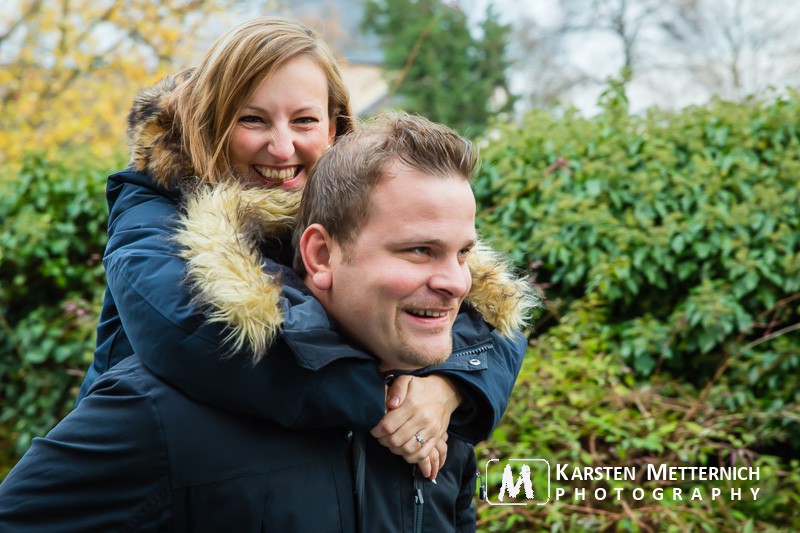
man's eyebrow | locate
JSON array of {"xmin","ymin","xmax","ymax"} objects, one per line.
[{"xmin": 393, "ymin": 237, "xmax": 477, "ymax": 248}]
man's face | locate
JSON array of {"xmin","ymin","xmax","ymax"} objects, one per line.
[{"xmin": 325, "ymin": 163, "xmax": 477, "ymax": 370}]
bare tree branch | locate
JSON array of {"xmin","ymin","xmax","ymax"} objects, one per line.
[{"xmin": 0, "ymin": 0, "xmax": 44, "ymax": 48}]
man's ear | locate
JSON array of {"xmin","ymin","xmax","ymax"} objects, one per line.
[{"xmin": 299, "ymin": 223, "xmax": 333, "ymax": 290}]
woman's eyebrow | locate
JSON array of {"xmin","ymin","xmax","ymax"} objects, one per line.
[{"xmin": 240, "ymin": 104, "xmax": 325, "ymax": 113}]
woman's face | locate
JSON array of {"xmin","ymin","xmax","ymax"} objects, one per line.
[{"xmin": 229, "ymin": 55, "xmax": 336, "ymax": 189}]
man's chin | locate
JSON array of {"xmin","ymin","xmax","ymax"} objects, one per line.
[{"xmin": 398, "ymin": 342, "xmax": 452, "ymax": 369}]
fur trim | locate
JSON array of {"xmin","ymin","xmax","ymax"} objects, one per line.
[
  {"xmin": 174, "ymin": 182, "xmax": 301, "ymax": 363},
  {"xmin": 127, "ymin": 70, "xmax": 195, "ymax": 189},
  {"xmin": 466, "ymin": 241, "xmax": 540, "ymax": 336}
]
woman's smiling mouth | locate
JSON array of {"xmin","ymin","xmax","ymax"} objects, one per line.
[{"xmin": 253, "ymin": 165, "xmax": 301, "ymax": 186}]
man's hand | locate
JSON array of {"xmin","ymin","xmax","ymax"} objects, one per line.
[{"xmin": 370, "ymin": 375, "xmax": 461, "ymax": 480}]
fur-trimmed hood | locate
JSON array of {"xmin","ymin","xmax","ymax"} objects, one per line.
[
  {"xmin": 128, "ymin": 77, "xmax": 538, "ymax": 361},
  {"xmin": 174, "ymin": 183, "xmax": 538, "ymax": 361},
  {"xmin": 127, "ymin": 70, "xmax": 196, "ymax": 189}
]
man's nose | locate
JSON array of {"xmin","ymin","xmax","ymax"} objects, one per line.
[
  {"xmin": 429, "ymin": 256, "xmax": 471, "ymax": 298},
  {"xmin": 266, "ymin": 127, "xmax": 294, "ymax": 160}
]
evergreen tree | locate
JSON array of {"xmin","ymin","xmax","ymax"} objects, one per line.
[{"xmin": 363, "ymin": 0, "xmax": 513, "ymax": 136}]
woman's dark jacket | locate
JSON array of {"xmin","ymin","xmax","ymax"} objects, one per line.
[{"xmin": 78, "ymin": 73, "xmax": 534, "ymax": 442}]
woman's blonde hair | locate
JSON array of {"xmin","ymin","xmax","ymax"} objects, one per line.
[{"xmin": 177, "ymin": 17, "xmax": 354, "ymax": 185}]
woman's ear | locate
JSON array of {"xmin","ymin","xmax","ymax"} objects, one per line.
[
  {"xmin": 328, "ymin": 119, "xmax": 336, "ymax": 146},
  {"xmin": 299, "ymin": 223, "xmax": 333, "ymax": 290}
]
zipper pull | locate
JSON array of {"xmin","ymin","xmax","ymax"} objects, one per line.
[
  {"xmin": 413, "ymin": 469, "xmax": 425, "ymax": 505},
  {"xmin": 476, "ymin": 469, "xmax": 487, "ymax": 501},
  {"xmin": 412, "ymin": 467, "xmax": 425, "ymax": 532}
]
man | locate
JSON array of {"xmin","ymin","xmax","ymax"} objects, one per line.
[
  {"xmin": 294, "ymin": 113, "xmax": 495, "ymax": 531},
  {"xmin": 0, "ymin": 113, "xmax": 528, "ymax": 531}
]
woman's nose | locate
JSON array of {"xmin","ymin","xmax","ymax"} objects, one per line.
[{"xmin": 266, "ymin": 127, "xmax": 294, "ymax": 160}]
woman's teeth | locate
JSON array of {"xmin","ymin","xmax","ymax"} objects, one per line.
[{"xmin": 255, "ymin": 166, "xmax": 297, "ymax": 183}]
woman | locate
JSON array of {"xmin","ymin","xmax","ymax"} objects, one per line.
[{"xmin": 80, "ymin": 17, "xmax": 532, "ymax": 479}]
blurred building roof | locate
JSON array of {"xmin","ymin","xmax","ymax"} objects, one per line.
[
  {"xmin": 271, "ymin": 0, "xmax": 383, "ymax": 64},
  {"xmin": 269, "ymin": 0, "xmax": 387, "ymax": 114}
]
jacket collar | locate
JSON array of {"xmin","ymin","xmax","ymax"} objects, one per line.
[{"xmin": 245, "ymin": 264, "xmax": 374, "ymax": 370}]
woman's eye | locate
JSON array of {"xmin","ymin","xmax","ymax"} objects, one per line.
[
  {"xmin": 294, "ymin": 116, "xmax": 320, "ymax": 125},
  {"xmin": 239, "ymin": 115, "xmax": 264, "ymax": 124}
]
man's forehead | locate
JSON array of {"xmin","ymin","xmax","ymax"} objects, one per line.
[
  {"xmin": 359, "ymin": 174, "xmax": 475, "ymax": 242},
  {"xmin": 372, "ymin": 166, "xmax": 473, "ymax": 201}
]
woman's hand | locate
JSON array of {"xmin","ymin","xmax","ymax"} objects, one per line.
[
  {"xmin": 370, "ymin": 375, "xmax": 461, "ymax": 480},
  {"xmin": 416, "ymin": 433, "xmax": 448, "ymax": 481}
]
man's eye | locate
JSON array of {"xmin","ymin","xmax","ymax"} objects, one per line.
[
  {"xmin": 408, "ymin": 247, "xmax": 430, "ymax": 255},
  {"xmin": 457, "ymin": 248, "xmax": 473, "ymax": 263}
]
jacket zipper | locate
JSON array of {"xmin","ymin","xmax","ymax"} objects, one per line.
[
  {"xmin": 412, "ymin": 467, "xmax": 424, "ymax": 533},
  {"xmin": 347, "ymin": 429, "xmax": 366, "ymax": 533},
  {"xmin": 452, "ymin": 341, "xmax": 493, "ymax": 359},
  {"xmin": 382, "ymin": 342, "xmax": 494, "ymax": 385}
]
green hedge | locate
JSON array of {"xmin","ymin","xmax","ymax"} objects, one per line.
[
  {"xmin": 477, "ymin": 301, "xmax": 800, "ymax": 531},
  {"xmin": 474, "ymin": 82, "xmax": 799, "ymax": 387},
  {"xmin": 473, "ymin": 84, "xmax": 799, "ymax": 530},
  {"xmin": 0, "ymin": 153, "xmax": 116, "ymax": 474}
]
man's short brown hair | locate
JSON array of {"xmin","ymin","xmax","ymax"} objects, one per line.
[{"xmin": 293, "ymin": 112, "xmax": 478, "ymax": 275}]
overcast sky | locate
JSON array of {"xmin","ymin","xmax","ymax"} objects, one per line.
[{"xmin": 212, "ymin": 0, "xmax": 800, "ymax": 115}]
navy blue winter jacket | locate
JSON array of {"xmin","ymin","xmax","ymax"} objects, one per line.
[{"xmin": 0, "ymin": 273, "xmax": 494, "ymax": 532}]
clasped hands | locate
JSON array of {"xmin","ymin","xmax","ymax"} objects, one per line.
[{"xmin": 370, "ymin": 375, "xmax": 462, "ymax": 481}]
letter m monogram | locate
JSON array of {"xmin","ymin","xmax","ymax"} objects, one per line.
[
  {"xmin": 498, "ymin": 463, "xmax": 534, "ymax": 501},
  {"xmin": 485, "ymin": 458, "xmax": 550, "ymax": 506}
]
